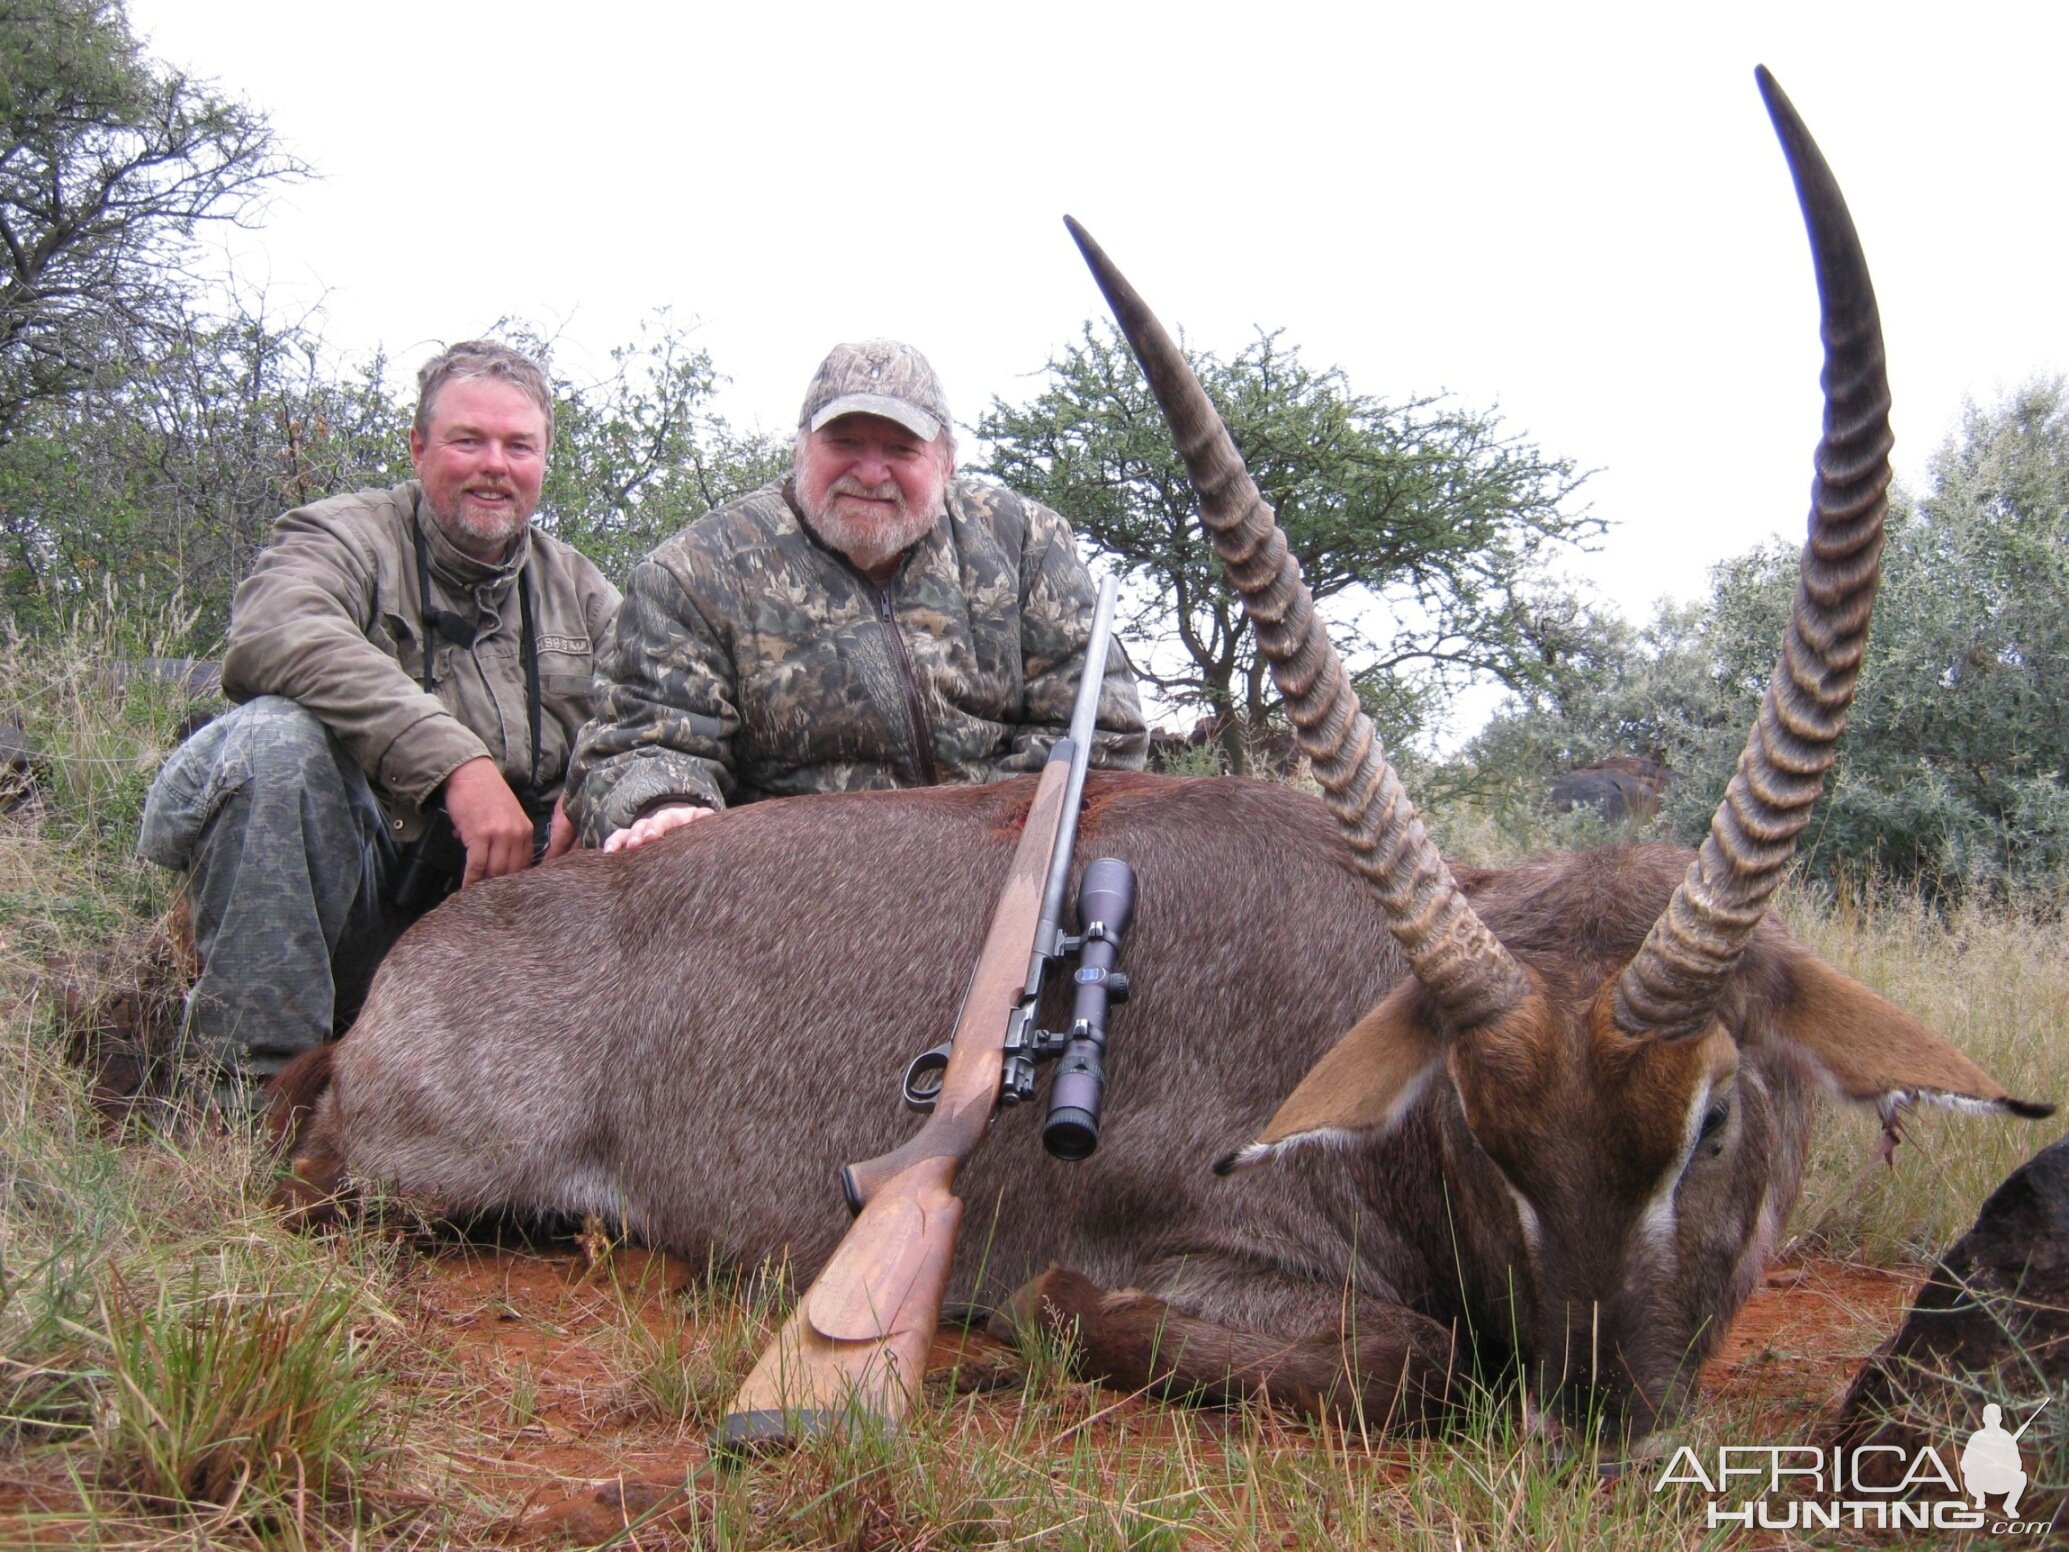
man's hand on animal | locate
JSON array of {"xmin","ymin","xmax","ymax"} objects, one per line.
[
  {"xmin": 444, "ymin": 756, "xmax": 542, "ymax": 884},
  {"xmin": 602, "ymin": 802, "xmax": 712, "ymax": 853}
]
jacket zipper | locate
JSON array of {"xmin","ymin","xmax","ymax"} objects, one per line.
[{"xmin": 877, "ymin": 586, "xmax": 938, "ymax": 786}]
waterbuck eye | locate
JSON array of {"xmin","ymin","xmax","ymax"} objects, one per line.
[{"xmin": 1698, "ymin": 1103, "xmax": 1730, "ymax": 1147}]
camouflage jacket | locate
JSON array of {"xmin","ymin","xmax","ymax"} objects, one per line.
[
  {"xmin": 564, "ymin": 476, "xmax": 1147, "ymax": 842},
  {"xmin": 221, "ymin": 481, "xmax": 621, "ymax": 841}
]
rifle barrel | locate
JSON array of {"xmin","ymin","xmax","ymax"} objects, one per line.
[
  {"xmin": 1035, "ymin": 575, "xmax": 1119, "ymax": 964},
  {"xmin": 2010, "ymin": 1395, "xmax": 2050, "ymax": 1441}
]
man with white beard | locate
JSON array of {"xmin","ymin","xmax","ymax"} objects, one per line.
[{"xmin": 565, "ymin": 339, "xmax": 1145, "ymax": 851}]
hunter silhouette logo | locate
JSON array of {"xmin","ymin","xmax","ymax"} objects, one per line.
[
  {"xmin": 1962, "ymin": 1398, "xmax": 2048, "ymax": 1517},
  {"xmin": 1654, "ymin": 1394, "xmax": 2056, "ymax": 1535}
]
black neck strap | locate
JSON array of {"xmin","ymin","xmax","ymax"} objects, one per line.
[{"xmin": 414, "ymin": 517, "xmax": 542, "ymax": 801}]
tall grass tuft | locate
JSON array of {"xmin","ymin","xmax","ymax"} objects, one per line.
[
  {"xmin": 90, "ymin": 1268, "xmax": 389, "ymax": 1514},
  {"xmin": 0, "ymin": 603, "xmax": 415, "ymax": 1542}
]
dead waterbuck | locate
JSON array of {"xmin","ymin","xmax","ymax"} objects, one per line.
[{"xmin": 277, "ymin": 70, "xmax": 2049, "ymax": 1442}]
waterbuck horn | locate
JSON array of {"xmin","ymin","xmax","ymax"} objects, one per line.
[
  {"xmin": 1612, "ymin": 67, "xmax": 1893, "ymax": 1040},
  {"xmin": 1066, "ymin": 217, "xmax": 1529, "ymax": 1031}
]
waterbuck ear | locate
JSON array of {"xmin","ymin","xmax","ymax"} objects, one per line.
[
  {"xmin": 1215, "ymin": 985, "xmax": 1447, "ymax": 1175},
  {"xmin": 1767, "ymin": 953, "xmax": 2053, "ymax": 1120}
]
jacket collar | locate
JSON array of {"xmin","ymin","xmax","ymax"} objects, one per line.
[{"xmin": 410, "ymin": 481, "xmax": 531, "ymax": 600}]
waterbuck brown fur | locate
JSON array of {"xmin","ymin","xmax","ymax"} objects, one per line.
[{"xmin": 279, "ymin": 72, "xmax": 2048, "ymax": 1442}]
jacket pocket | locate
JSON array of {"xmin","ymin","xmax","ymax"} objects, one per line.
[{"xmin": 537, "ymin": 656, "xmax": 598, "ymax": 785}]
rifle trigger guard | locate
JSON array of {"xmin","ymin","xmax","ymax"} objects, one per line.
[{"xmin": 902, "ymin": 1041, "xmax": 952, "ymax": 1111}]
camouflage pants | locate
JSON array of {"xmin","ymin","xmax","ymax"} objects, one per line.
[{"xmin": 138, "ymin": 696, "xmax": 410, "ymax": 1082}]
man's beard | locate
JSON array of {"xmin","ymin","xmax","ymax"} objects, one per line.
[
  {"xmin": 428, "ymin": 486, "xmax": 528, "ymax": 561},
  {"xmin": 802, "ymin": 474, "xmax": 942, "ymax": 574}
]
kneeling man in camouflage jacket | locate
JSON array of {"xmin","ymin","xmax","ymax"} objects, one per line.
[
  {"xmin": 565, "ymin": 339, "xmax": 1146, "ymax": 852},
  {"xmin": 139, "ymin": 341, "xmax": 620, "ymax": 1100}
]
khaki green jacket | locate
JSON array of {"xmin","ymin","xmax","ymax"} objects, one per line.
[
  {"xmin": 221, "ymin": 481, "xmax": 621, "ymax": 840},
  {"xmin": 565, "ymin": 476, "xmax": 1146, "ymax": 844}
]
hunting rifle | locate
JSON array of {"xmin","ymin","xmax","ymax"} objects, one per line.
[{"xmin": 716, "ymin": 576, "xmax": 1135, "ymax": 1451}]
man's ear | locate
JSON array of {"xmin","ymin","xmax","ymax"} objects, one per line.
[
  {"xmin": 1765, "ymin": 951, "xmax": 2052, "ymax": 1118},
  {"xmin": 407, "ymin": 425, "xmax": 427, "ymax": 469},
  {"xmin": 1215, "ymin": 982, "xmax": 1446, "ymax": 1174}
]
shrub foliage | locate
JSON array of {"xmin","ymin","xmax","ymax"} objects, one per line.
[{"xmin": 1473, "ymin": 380, "xmax": 2069, "ymax": 898}]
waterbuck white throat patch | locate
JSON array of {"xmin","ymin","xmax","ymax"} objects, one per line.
[{"xmin": 1507, "ymin": 1184, "xmax": 1544, "ymax": 1253}]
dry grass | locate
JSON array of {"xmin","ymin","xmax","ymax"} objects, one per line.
[
  {"xmin": 2, "ymin": 621, "xmax": 2062, "ymax": 1549},
  {"xmin": 1785, "ymin": 882, "xmax": 2069, "ymax": 1261}
]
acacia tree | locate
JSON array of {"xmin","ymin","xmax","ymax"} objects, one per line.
[
  {"xmin": 0, "ymin": 0, "xmax": 301, "ymax": 446},
  {"xmin": 983, "ymin": 325, "xmax": 1594, "ymax": 769}
]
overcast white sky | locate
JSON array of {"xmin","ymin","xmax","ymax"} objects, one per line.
[{"xmin": 129, "ymin": 1, "xmax": 2069, "ymax": 639}]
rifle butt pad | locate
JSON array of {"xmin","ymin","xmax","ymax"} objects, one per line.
[{"xmin": 714, "ymin": 1156, "xmax": 961, "ymax": 1454}]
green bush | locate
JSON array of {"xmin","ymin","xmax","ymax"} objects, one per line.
[{"xmin": 1471, "ymin": 380, "xmax": 2069, "ymax": 902}]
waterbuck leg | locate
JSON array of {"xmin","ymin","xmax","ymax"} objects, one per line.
[
  {"xmin": 266, "ymin": 1050, "xmax": 350, "ymax": 1229},
  {"xmin": 995, "ymin": 1265, "xmax": 1457, "ymax": 1431}
]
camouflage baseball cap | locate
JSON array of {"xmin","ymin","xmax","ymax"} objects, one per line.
[{"xmin": 799, "ymin": 340, "xmax": 951, "ymax": 442}]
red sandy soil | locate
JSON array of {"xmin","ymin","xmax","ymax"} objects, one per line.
[
  {"xmin": 1699, "ymin": 1258, "xmax": 1918, "ymax": 1437},
  {"xmin": 441, "ymin": 1247, "xmax": 1919, "ymax": 1541},
  {"xmin": 0, "ymin": 1249, "xmax": 1920, "ymax": 1546}
]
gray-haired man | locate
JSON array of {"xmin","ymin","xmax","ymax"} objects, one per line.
[
  {"xmin": 565, "ymin": 338, "xmax": 1145, "ymax": 851},
  {"xmin": 139, "ymin": 341, "xmax": 620, "ymax": 1098}
]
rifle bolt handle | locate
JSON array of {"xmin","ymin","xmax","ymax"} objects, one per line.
[{"xmin": 1001, "ymin": 1055, "xmax": 1038, "ymax": 1105}]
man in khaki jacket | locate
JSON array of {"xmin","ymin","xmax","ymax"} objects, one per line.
[{"xmin": 140, "ymin": 341, "xmax": 619, "ymax": 1102}]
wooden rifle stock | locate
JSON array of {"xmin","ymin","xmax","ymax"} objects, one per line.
[
  {"xmin": 717, "ymin": 576, "xmax": 1119, "ymax": 1451},
  {"xmin": 715, "ymin": 748, "xmax": 1078, "ymax": 1450}
]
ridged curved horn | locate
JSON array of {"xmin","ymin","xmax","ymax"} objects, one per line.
[
  {"xmin": 1066, "ymin": 217, "xmax": 1529, "ymax": 1031},
  {"xmin": 1614, "ymin": 68, "xmax": 1892, "ymax": 1040}
]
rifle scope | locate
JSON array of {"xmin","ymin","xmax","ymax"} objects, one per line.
[{"xmin": 1042, "ymin": 855, "xmax": 1137, "ymax": 1160}]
